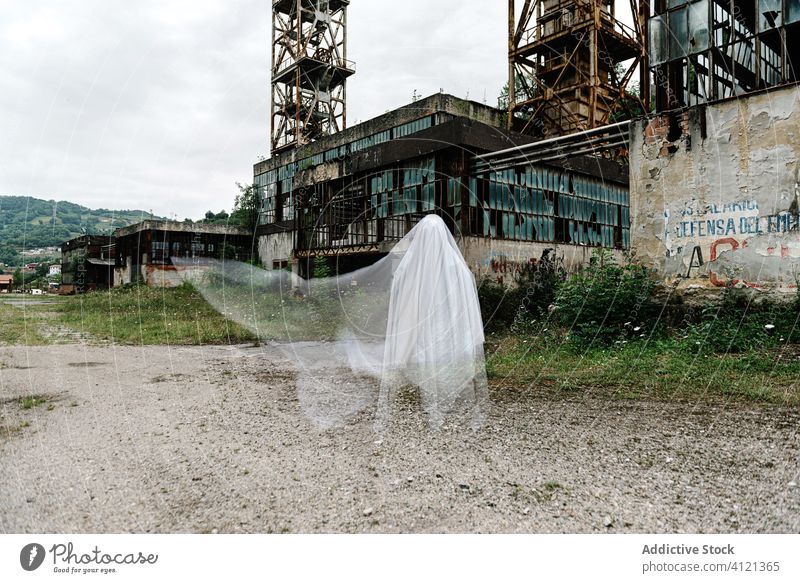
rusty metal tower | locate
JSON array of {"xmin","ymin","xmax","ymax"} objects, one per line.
[
  {"xmin": 271, "ymin": 0, "xmax": 355, "ymax": 154},
  {"xmin": 508, "ymin": 0, "xmax": 645, "ymax": 137}
]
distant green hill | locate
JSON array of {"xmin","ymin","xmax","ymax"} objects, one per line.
[{"xmin": 0, "ymin": 196, "xmax": 164, "ymax": 267}]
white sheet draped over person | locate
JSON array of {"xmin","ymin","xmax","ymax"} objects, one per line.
[
  {"xmin": 172, "ymin": 214, "xmax": 488, "ymax": 430},
  {"xmin": 375, "ymin": 215, "xmax": 487, "ymax": 430}
]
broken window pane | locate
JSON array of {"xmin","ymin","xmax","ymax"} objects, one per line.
[
  {"xmin": 760, "ymin": 44, "xmax": 782, "ymax": 85},
  {"xmin": 648, "ymin": 15, "xmax": 668, "ymax": 65},
  {"xmin": 712, "ymin": 1, "xmax": 732, "ymax": 47},
  {"xmin": 788, "ymin": 0, "xmax": 800, "ymax": 24},
  {"xmin": 669, "ymin": 7, "xmax": 689, "ymax": 60},
  {"xmin": 688, "ymin": 0, "xmax": 710, "ymax": 53},
  {"xmin": 758, "ymin": 0, "xmax": 783, "ymax": 31},
  {"xmin": 730, "ymin": 38, "xmax": 757, "ymax": 92},
  {"xmin": 687, "ymin": 55, "xmax": 710, "ymax": 104}
]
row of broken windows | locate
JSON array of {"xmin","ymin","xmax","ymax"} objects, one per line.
[{"xmin": 649, "ymin": 0, "xmax": 800, "ymax": 106}]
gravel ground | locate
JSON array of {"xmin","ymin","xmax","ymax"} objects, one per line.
[{"xmin": 1, "ymin": 343, "xmax": 798, "ymax": 533}]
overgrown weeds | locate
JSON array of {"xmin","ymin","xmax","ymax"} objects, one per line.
[
  {"xmin": 482, "ymin": 249, "xmax": 800, "ymax": 406},
  {"xmin": 554, "ymin": 250, "xmax": 655, "ymax": 347}
]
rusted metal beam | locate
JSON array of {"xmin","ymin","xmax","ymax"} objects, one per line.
[
  {"xmin": 508, "ymin": 1, "xmax": 645, "ymax": 137},
  {"xmin": 508, "ymin": 0, "xmax": 516, "ymax": 130},
  {"xmin": 638, "ymin": 0, "xmax": 650, "ymax": 112}
]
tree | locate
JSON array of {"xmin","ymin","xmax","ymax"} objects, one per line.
[
  {"xmin": 498, "ymin": 75, "xmax": 537, "ymax": 129},
  {"xmin": 609, "ymin": 64, "xmax": 647, "ymax": 122},
  {"xmin": 313, "ymin": 255, "xmax": 331, "ymax": 279},
  {"xmin": 230, "ymin": 183, "xmax": 259, "ymax": 232},
  {"xmin": 201, "ymin": 210, "xmax": 232, "ymax": 225},
  {"xmin": 13, "ymin": 267, "xmax": 23, "ymax": 287},
  {"xmin": 219, "ymin": 242, "xmax": 238, "ymax": 260}
]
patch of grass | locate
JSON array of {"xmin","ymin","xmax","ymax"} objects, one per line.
[
  {"xmin": 0, "ymin": 301, "xmax": 51, "ymax": 345},
  {"xmin": 0, "ymin": 422, "xmax": 22, "ymax": 438},
  {"xmin": 56, "ymin": 283, "xmax": 257, "ymax": 345},
  {"xmin": 20, "ymin": 395, "xmax": 46, "ymax": 409},
  {"xmin": 487, "ymin": 331, "xmax": 800, "ymax": 406}
]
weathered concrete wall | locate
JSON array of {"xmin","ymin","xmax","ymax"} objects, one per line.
[
  {"xmin": 144, "ymin": 265, "xmax": 184, "ymax": 288},
  {"xmin": 114, "ymin": 220, "xmax": 249, "ymax": 238},
  {"xmin": 630, "ymin": 84, "xmax": 800, "ymax": 299},
  {"xmin": 114, "ymin": 259, "xmax": 132, "ymax": 287},
  {"xmin": 257, "ymin": 232, "xmax": 294, "ymax": 268},
  {"xmin": 260, "ymin": 231, "xmax": 619, "ymax": 284},
  {"xmin": 460, "ymin": 237, "xmax": 623, "ymax": 285}
]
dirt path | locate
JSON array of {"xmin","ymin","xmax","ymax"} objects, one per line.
[{"xmin": 0, "ymin": 344, "xmax": 798, "ymax": 533}]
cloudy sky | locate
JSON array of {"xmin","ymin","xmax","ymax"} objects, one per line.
[{"xmin": 0, "ymin": 0, "xmax": 510, "ymax": 220}]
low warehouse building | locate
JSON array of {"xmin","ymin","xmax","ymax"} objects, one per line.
[
  {"xmin": 60, "ymin": 236, "xmax": 114, "ymax": 295},
  {"xmin": 113, "ymin": 220, "xmax": 253, "ymax": 288}
]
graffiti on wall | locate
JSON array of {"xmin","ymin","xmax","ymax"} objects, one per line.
[
  {"xmin": 675, "ymin": 201, "xmax": 800, "ymax": 239},
  {"xmin": 475, "ymin": 249, "xmax": 562, "ymax": 285},
  {"xmin": 671, "ymin": 200, "xmax": 800, "ymax": 288}
]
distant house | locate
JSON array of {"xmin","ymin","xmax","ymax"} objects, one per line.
[
  {"xmin": 0, "ymin": 274, "xmax": 13, "ymax": 293},
  {"xmin": 60, "ymin": 235, "xmax": 114, "ymax": 294},
  {"xmin": 113, "ymin": 220, "xmax": 252, "ymax": 287},
  {"xmin": 25, "ymin": 262, "xmax": 40, "ymax": 270},
  {"xmin": 48, "ymin": 264, "xmax": 61, "ymax": 276}
]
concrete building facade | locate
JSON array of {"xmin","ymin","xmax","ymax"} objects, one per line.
[
  {"xmin": 113, "ymin": 220, "xmax": 253, "ymax": 288},
  {"xmin": 254, "ymin": 93, "xmax": 630, "ymax": 283},
  {"xmin": 629, "ymin": 82, "xmax": 800, "ymax": 298}
]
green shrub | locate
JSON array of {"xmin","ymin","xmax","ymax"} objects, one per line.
[
  {"xmin": 555, "ymin": 249, "xmax": 655, "ymax": 346},
  {"xmin": 478, "ymin": 249, "xmax": 566, "ymax": 333},
  {"xmin": 684, "ymin": 285, "xmax": 796, "ymax": 353},
  {"xmin": 313, "ymin": 255, "xmax": 332, "ymax": 279},
  {"xmin": 477, "ymin": 278, "xmax": 518, "ymax": 332},
  {"xmin": 515, "ymin": 249, "xmax": 565, "ymax": 322}
]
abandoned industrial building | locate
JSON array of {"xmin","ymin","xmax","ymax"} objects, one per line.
[
  {"xmin": 60, "ymin": 235, "xmax": 114, "ymax": 295},
  {"xmin": 255, "ymin": 93, "xmax": 630, "ymax": 281},
  {"xmin": 633, "ymin": 0, "xmax": 800, "ymax": 296},
  {"xmin": 55, "ymin": 1, "xmax": 800, "ymax": 295},
  {"xmin": 252, "ymin": 0, "xmax": 800, "ymax": 298},
  {"xmin": 256, "ymin": 0, "xmax": 637, "ymax": 282},
  {"xmin": 113, "ymin": 220, "xmax": 251, "ymax": 287},
  {"xmin": 59, "ymin": 222, "xmax": 252, "ymax": 293}
]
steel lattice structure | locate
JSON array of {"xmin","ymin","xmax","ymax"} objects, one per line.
[
  {"xmin": 508, "ymin": 0, "xmax": 647, "ymax": 137},
  {"xmin": 271, "ymin": 0, "xmax": 355, "ymax": 153}
]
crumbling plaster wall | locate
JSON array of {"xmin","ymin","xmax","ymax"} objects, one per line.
[
  {"xmin": 630, "ymin": 84, "xmax": 800, "ymax": 299},
  {"xmin": 114, "ymin": 260, "xmax": 131, "ymax": 287},
  {"xmin": 460, "ymin": 237, "xmax": 623, "ymax": 285},
  {"xmin": 258, "ymin": 231, "xmax": 293, "ymax": 268}
]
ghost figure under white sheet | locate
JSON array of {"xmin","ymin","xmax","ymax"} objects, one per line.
[
  {"xmin": 173, "ymin": 214, "xmax": 488, "ymax": 430},
  {"xmin": 376, "ymin": 215, "xmax": 487, "ymax": 429}
]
